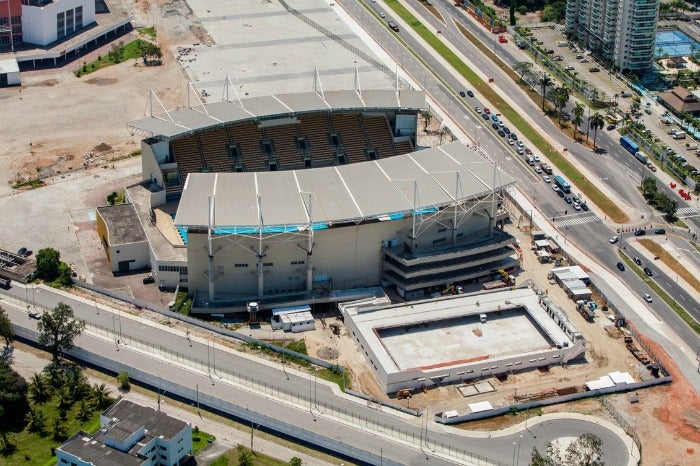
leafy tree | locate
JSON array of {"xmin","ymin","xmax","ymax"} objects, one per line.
[
  {"xmin": 588, "ymin": 112, "xmax": 606, "ymax": 149},
  {"xmin": 641, "ymin": 177, "xmax": 658, "ymax": 200},
  {"xmin": 0, "ymin": 306, "xmax": 12, "ymax": 347},
  {"xmin": 289, "ymin": 457, "xmax": 303, "ymax": 466},
  {"xmin": 37, "ymin": 302, "xmax": 86, "ymax": 364},
  {"xmin": 573, "ymin": 102, "xmax": 585, "ymax": 139},
  {"xmin": 28, "ymin": 373, "xmax": 50, "ymax": 403},
  {"xmin": 0, "ymin": 359, "xmax": 29, "ymax": 427},
  {"xmin": 25, "ymin": 407, "xmax": 46, "ymax": 434},
  {"xmin": 565, "ymin": 433, "xmax": 604, "ymax": 466},
  {"xmin": 531, "ymin": 433, "xmax": 604, "ymax": 466},
  {"xmin": 36, "ymin": 247, "xmax": 61, "ymax": 281},
  {"xmin": 540, "ymin": 74, "xmax": 553, "ymax": 111},
  {"xmin": 514, "ymin": 62, "xmax": 533, "ymax": 83}
]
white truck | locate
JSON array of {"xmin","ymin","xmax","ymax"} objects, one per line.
[{"xmin": 634, "ymin": 151, "xmax": 649, "ymax": 163}]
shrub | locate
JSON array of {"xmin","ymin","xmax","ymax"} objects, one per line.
[{"xmin": 117, "ymin": 370, "xmax": 130, "ymax": 391}]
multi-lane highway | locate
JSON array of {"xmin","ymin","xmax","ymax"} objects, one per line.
[
  {"xmin": 345, "ymin": 0, "xmax": 699, "ymax": 349},
  {"xmin": 0, "ymin": 285, "xmax": 637, "ymax": 466}
]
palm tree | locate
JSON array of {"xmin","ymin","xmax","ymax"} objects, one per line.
[
  {"xmin": 25, "ymin": 408, "xmax": 46, "ymax": 434},
  {"xmin": 423, "ymin": 111, "xmax": 432, "ymax": 131},
  {"xmin": 28, "ymin": 373, "xmax": 50, "ymax": 403},
  {"xmin": 50, "ymin": 416, "xmax": 65, "ymax": 441},
  {"xmin": 573, "ymin": 102, "xmax": 585, "ymax": 140},
  {"xmin": 589, "ymin": 112, "xmax": 606, "ymax": 149},
  {"xmin": 91, "ymin": 383, "xmax": 112, "ymax": 410},
  {"xmin": 554, "ymin": 87, "xmax": 570, "ymax": 123},
  {"xmin": 76, "ymin": 399, "xmax": 90, "ymax": 421},
  {"xmin": 540, "ymin": 74, "xmax": 553, "ymax": 111}
]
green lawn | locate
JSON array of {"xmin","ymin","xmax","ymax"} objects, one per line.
[
  {"xmin": 381, "ymin": 0, "xmax": 628, "ymax": 223},
  {"xmin": 0, "ymin": 397, "xmax": 112, "ymax": 466},
  {"xmin": 210, "ymin": 445, "xmax": 291, "ymax": 466},
  {"xmin": 75, "ymin": 39, "xmax": 155, "ymax": 76},
  {"xmin": 192, "ymin": 429, "xmax": 216, "ymax": 455}
]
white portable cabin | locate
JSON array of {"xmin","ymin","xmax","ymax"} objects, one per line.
[{"xmin": 271, "ymin": 305, "xmax": 315, "ymax": 333}]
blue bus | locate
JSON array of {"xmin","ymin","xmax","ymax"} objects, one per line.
[
  {"xmin": 619, "ymin": 136, "xmax": 639, "ymax": 155},
  {"xmin": 553, "ymin": 175, "xmax": 571, "ymax": 193}
]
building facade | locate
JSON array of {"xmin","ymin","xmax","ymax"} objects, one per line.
[
  {"xmin": 565, "ymin": 0, "xmax": 659, "ymax": 72},
  {"xmin": 21, "ymin": 0, "xmax": 95, "ymax": 46},
  {"xmin": 57, "ymin": 399, "xmax": 192, "ymax": 466},
  {"xmin": 0, "ymin": 0, "xmax": 22, "ymax": 48}
]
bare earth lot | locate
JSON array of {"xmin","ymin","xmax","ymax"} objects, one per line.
[{"xmin": 1, "ymin": 1, "xmax": 698, "ymax": 464}]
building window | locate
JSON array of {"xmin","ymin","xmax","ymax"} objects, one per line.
[
  {"xmin": 290, "ymin": 260, "xmax": 305, "ymax": 265},
  {"xmin": 432, "ymin": 237, "xmax": 447, "ymax": 244},
  {"xmin": 11, "ymin": 16, "xmax": 21, "ymax": 25},
  {"xmin": 56, "ymin": 12, "xmax": 65, "ymax": 39},
  {"xmin": 75, "ymin": 6, "xmax": 83, "ymax": 29},
  {"xmin": 65, "ymin": 9, "xmax": 74, "ymax": 35},
  {"xmin": 263, "ymin": 262, "xmax": 273, "ymax": 267},
  {"xmin": 234, "ymin": 263, "xmax": 248, "ymax": 268}
]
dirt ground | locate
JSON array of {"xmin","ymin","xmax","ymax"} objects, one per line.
[{"xmin": 0, "ymin": 0, "xmax": 204, "ymax": 194}]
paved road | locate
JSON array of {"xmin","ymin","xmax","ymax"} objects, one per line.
[
  {"xmin": 352, "ymin": 0, "xmax": 700, "ymax": 349},
  {"xmin": 0, "ymin": 286, "xmax": 636, "ymax": 465}
]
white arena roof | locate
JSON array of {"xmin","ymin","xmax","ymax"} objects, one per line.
[
  {"xmin": 127, "ymin": 89, "xmax": 426, "ymax": 139},
  {"xmin": 174, "ymin": 141, "xmax": 516, "ymax": 230}
]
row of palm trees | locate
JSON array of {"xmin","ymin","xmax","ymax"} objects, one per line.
[{"xmin": 539, "ymin": 73, "xmax": 606, "ymax": 148}]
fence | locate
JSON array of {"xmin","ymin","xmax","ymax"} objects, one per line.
[
  {"xmin": 437, "ymin": 376, "xmax": 671, "ymax": 425},
  {"xmin": 11, "ymin": 323, "xmax": 502, "ymax": 466},
  {"xmin": 599, "ymin": 396, "xmax": 643, "ymax": 462}
]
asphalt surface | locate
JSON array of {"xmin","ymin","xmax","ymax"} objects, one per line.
[
  {"xmin": 349, "ymin": 0, "xmax": 699, "ymax": 352},
  {"xmin": 0, "ymin": 285, "xmax": 635, "ymax": 466}
]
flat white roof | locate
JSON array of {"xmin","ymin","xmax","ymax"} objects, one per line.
[
  {"xmin": 468, "ymin": 401, "xmax": 493, "ymax": 413},
  {"xmin": 280, "ymin": 311, "xmax": 314, "ymax": 324},
  {"xmin": 345, "ymin": 287, "xmax": 572, "ymax": 374},
  {"xmin": 175, "ymin": 141, "xmax": 515, "ymax": 229},
  {"xmin": 0, "ymin": 58, "xmax": 19, "ymax": 74}
]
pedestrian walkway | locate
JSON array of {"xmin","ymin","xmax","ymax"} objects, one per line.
[
  {"xmin": 553, "ymin": 212, "xmax": 601, "ymax": 228},
  {"xmin": 677, "ymin": 206, "xmax": 698, "ymax": 217}
]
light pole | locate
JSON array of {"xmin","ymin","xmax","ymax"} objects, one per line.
[{"xmin": 512, "ymin": 441, "xmax": 518, "ymax": 465}]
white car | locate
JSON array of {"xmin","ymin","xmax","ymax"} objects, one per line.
[
  {"xmin": 507, "ymin": 138, "xmax": 515, "ymax": 145},
  {"xmin": 572, "ymin": 201, "xmax": 581, "ymax": 211},
  {"xmin": 643, "ymin": 293, "xmax": 652, "ymax": 303},
  {"xmin": 516, "ymin": 148, "xmax": 524, "ymax": 155},
  {"xmin": 475, "ymin": 107, "xmax": 482, "ymax": 113},
  {"xmin": 498, "ymin": 120, "xmax": 505, "ymax": 127},
  {"xmin": 380, "ymin": 12, "xmax": 386, "ymax": 18},
  {"xmin": 535, "ymin": 166, "xmax": 542, "ymax": 174},
  {"xmin": 565, "ymin": 65, "xmax": 575, "ymax": 70},
  {"xmin": 533, "ymin": 155, "xmax": 540, "ymax": 162},
  {"xmin": 517, "ymin": 141, "xmax": 524, "ymax": 147},
  {"xmin": 552, "ymin": 184, "xmax": 560, "ymax": 192},
  {"xmin": 609, "ymin": 235, "xmax": 619, "ymax": 244},
  {"xmin": 543, "ymin": 175, "xmax": 551, "ymax": 183}
]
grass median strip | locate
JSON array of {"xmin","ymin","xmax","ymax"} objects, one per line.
[
  {"xmin": 637, "ymin": 239, "xmax": 700, "ymax": 295},
  {"xmin": 619, "ymin": 251, "xmax": 700, "ymax": 334},
  {"xmin": 381, "ymin": 0, "xmax": 628, "ymax": 223}
]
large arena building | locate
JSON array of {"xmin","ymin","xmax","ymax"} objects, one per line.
[{"xmin": 110, "ymin": 88, "xmax": 519, "ymax": 312}]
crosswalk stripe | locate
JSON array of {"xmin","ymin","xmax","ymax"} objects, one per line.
[
  {"xmin": 553, "ymin": 213, "xmax": 601, "ymax": 228},
  {"xmin": 676, "ymin": 206, "xmax": 698, "ymax": 216}
]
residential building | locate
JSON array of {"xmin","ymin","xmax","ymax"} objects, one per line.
[
  {"xmin": 57, "ymin": 399, "xmax": 192, "ymax": 466},
  {"xmin": 565, "ymin": 0, "xmax": 659, "ymax": 72},
  {"xmin": 657, "ymin": 86, "xmax": 700, "ymax": 117}
]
